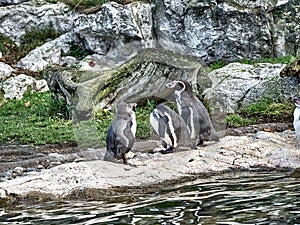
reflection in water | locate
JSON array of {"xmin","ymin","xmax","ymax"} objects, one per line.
[{"xmin": 1, "ymin": 172, "xmax": 300, "ymax": 224}]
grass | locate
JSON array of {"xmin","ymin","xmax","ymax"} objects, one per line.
[
  {"xmin": 0, "ymin": 91, "xmax": 75, "ymax": 145},
  {"xmin": 226, "ymin": 98, "xmax": 294, "ymax": 128},
  {"xmin": 0, "ymin": 92, "xmax": 160, "ymax": 146},
  {"xmin": 0, "ymin": 90, "xmax": 295, "ymax": 145},
  {"xmin": 207, "ymin": 55, "xmax": 297, "ymax": 72}
]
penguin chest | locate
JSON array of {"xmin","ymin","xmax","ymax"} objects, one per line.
[
  {"xmin": 175, "ymin": 91, "xmax": 183, "ymax": 115},
  {"xmin": 130, "ymin": 111, "xmax": 137, "ymax": 137},
  {"xmin": 293, "ymin": 108, "xmax": 300, "ymax": 138}
]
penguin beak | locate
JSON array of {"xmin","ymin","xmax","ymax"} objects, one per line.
[{"xmin": 129, "ymin": 103, "xmax": 137, "ymax": 110}]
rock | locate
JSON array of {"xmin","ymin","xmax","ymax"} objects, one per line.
[
  {"xmin": 44, "ymin": 48, "xmax": 210, "ymax": 116},
  {"xmin": 0, "ymin": 62, "xmax": 14, "ymax": 81},
  {"xmin": 1, "ymin": 74, "xmax": 49, "ymax": 99},
  {"xmin": 204, "ymin": 62, "xmax": 300, "ymax": 114},
  {"xmin": 280, "ymin": 58, "xmax": 300, "ymax": 79},
  {"xmin": 0, "ymin": 0, "xmax": 29, "ymax": 6},
  {"xmin": 0, "ymin": 1, "xmax": 72, "ymax": 45},
  {"xmin": 16, "ymin": 32, "xmax": 77, "ymax": 71},
  {"xmin": 151, "ymin": 0, "xmax": 299, "ymax": 64},
  {"xmin": 1, "ymin": 0, "xmax": 299, "ymax": 71},
  {"xmin": 12, "ymin": 166, "xmax": 24, "ymax": 176},
  {"xmin": 64, "ymin": 2, "xmax": 154, "ymax": 72}
]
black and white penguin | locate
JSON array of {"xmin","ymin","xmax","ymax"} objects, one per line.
[
  {"xmin": 165, "ymin": 79, "xmax": 219, "ymax": 145},
  {"xmin": 293, "ymin": 98, "xmax": 300, "ymax": 143},
  {"xmin": 104, "ymin": 102, "xmax": 137, "ymax": 164},
  {"xmin": 150, "ymin": 103, "xmax": 196, "ymax": 154}
]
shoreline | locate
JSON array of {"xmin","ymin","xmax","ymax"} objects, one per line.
[{"xmin": 1, "ymin": 128, "xmax": 300, "ymax": 206}]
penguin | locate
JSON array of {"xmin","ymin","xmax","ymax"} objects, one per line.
[
  {"xmin": 165, "ymin": 79, "xmax": 219, "ymax": 145},
  {"xmin": 104, "ymin": 102, "xmax": 137, "ymax": 164},
  {"xmin": 293, "ymin": 98, "xmax": 300, "ymax": 143},
  {"xmin": 150, "ymin": 103, "xmax": 196, "ymax": 154}
]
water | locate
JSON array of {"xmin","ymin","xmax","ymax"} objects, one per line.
[{"xmin": 1, "ymin": 172, "xmax": 299, "ymax": 225}]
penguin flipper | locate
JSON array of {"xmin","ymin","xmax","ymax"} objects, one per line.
[
  {"xmin": 158, "ymin": 115, "xmax": 169, "ymax": 139},
  {"xmin": 122, "ymin": 120, "xmax": 135, "ymax": 151}
]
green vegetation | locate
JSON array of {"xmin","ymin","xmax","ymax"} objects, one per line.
[
  {"xmin": 208, "ymin": 55, "xmax": 297, "ymax": 72},
  {"xmin": 0, "ymin": 92, "xmax": 159, "ymax": 146},
  {"xmin": 0, "ymin": 91, "xmax": 75, "ymax": 145},
  {"xmin": 226, "ymin": 98, "xmax": 294, "ymax": 128},
  {"xmin": 0, "ymin": 27, "xmax": 61, "ymax": 65},
  {"xmin": 0, "ymin": 35, "xmax": 16, "ymax": 56},
  {"xmin": 135, "ymin": 99, "xmax": 156, "ymax": 139},
  {"xmin": 226, "ymin": 114, "xmax": 255, "ymax": 128},
  {"xmin": 0, "ymin": 90, "xmax": 294, "ymax": 145}
]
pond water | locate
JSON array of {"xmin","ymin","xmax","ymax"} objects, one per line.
[{"xmin": 1, "ymin": 172, "xmax": 299, "ymax": 225}]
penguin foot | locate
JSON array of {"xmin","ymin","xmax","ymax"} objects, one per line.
[
  {"xmin": 160, "ymin": 147, "xmax": 174, "ymax": 154},
  {"xmin": 196, "ymin": 139, "xmax": 204, "ymax": 146}
]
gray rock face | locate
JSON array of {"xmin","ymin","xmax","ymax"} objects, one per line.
[
  {"xmin": 2, "ymin": 74, "xmax": 49, "ymax": 99},
  {"xmin": 1, "ymin": 0, "xmax": 299, "ymax": 72},
  {"xmin": 16, "ymin": 32, "xmax": 77, "ymax": 71},
  {"xmin": 205, "ymin": 62, "xmax": 300, "ymax": 114},
  {"xmin": 151, "ymin": 0, "xmax": 299, "ymax": 64},
  {"xmin": 0, "ymin": 1, "xmax": 72, "ymax": 45}
]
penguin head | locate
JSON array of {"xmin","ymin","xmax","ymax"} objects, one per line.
[
  {"xmin": 117, "ymin": 102, "xmax": 136, "ymax": 113},
  {"xmin": 165, "ymin": 79, "xmax": 193, "ymax": 93},
  {"xmin": 294, "ymin": 98, "xmax": 300, "ymax": 108}
]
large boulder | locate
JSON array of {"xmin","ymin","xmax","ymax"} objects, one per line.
[
  {"xmin": 0, "ymin": 62, "xmax": 14, "ymax": 80},
  {"xmin": 16, "ymin": 32, "xmax": 77, "ymax": 71},
  {"xmin": 1, "ymin": 74, "xmax": 49, "ymax": 99},
  {"xmin": 205, "ymin": 62, "xmax": 300, "ymax": 114},
  {"xmin": 43, "ymin": 48, "xmax": 210, "ymax": 116}
]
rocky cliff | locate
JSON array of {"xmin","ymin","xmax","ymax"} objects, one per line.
[{"xmin": 0, "ymin": 0, "xmax": 299, "ymax": 70}]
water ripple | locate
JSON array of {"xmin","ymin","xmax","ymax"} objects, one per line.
[{"xmin": 1, "ymin": 172, "xmax": 300, "ymax": 224}]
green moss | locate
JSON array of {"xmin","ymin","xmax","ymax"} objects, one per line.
[{"xmin": 96, "ymin": 61, "xmax": 141, "ymax": 102}]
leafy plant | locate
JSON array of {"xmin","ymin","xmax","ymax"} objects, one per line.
[{"xmin": 226, "ymin": 114, "xmax": 255, "ymax": 128}]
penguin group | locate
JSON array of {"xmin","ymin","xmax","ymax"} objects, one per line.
[{"xmin": 104, "ymin": 79, "xmax": 219, "ymax": 164}]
